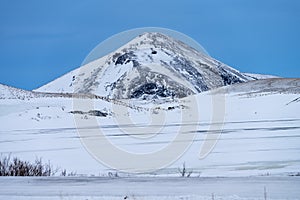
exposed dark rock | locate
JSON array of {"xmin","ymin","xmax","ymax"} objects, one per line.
[
  {"xmin": 115, "ymin": 52, "xmax": 135, "ymax": 65},
  {"xmin": 218, "ymin": 67, "xmax": 244, "ymax": 85},
  {"xmin": 171, "ymin": 56, "xmax": 209, "ymax": 92},
  {"xmin": 131, "ymin": 83, "xmax": 174, "ymax": 99},
  {"xmin": 87, "ymin": 110, "xmax": 108, "ymax": 117},
  {"xmin": 69, "ymin": 110, "xmax": 108, "ymax": 117},
  {"xmin": 69, "ymin": 111, "xmax": 85, "ymax": 115},
  {"xmin": 168, "ymin": 106, "xmax": 175, "ymax": 110}
]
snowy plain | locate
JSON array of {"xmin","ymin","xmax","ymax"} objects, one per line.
[
  {"xmin": 1, "ymin": 80, "xmax": 300, "ymax": 199},
  {"xmin": 1, "ymin": 87, "xmax": 300, "ymax": 176},
  {"xmin": 0, "ymin": 176, "xmax": 300, "ymax": 200}
]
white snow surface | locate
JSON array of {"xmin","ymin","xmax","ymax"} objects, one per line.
[
  {"xmin": 1, "ymin": 79, "xmax": 300, "ymax": 177},
  {"xmin": 0, "ymin": 177, "xmax": 299, "ymax": 200}
]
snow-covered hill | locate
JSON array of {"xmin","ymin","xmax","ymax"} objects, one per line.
[
  {"xmin": 36, "ymin": 32, "xmax": 252, "ymax": 99},
  {"xmin": 243, "ymin": 73, "xmax": 280, "ymax": 80},
  {"xmin": 0, "ymin": 83, "xmax": 36, "ymax": 100},
  {"xmin": 213, "ymin": 78, "xmax": 300, "ymax": 95},
  {"xmin": 0, "ymin": 83, "xmax": 109, "ymax": 102}
]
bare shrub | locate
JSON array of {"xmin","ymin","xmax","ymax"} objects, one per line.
[
  {"xmin": 178, "ymin": 162, "xmax": 193, "ymax": 177},
  {"xmin": 108, "ymin": 171, "xmax": 119, "ymax": 178},
  {"xmin": 0, "ymin": 155, "xmax": 54, "ymax": 176},
  {"xmin": 60, "ymin": 169, "xmax": 77, "ymax": 176}
]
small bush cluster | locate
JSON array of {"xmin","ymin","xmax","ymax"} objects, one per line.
[
  {"xmin": 0, "ymin": 155, "xmax": 53, "ymax": 176},
  {"xmin": 178, "ymin": 162, "xmax": 193, "ymax": 177},
  {"xmin": 60, "ymin": 169, "xmax": 77, "ymax": 177}
]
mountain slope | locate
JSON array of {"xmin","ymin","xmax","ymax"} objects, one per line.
[
  {"xmin": 212, "ymin": 78, "xmax": 300, "ymax": 95},
  {"xmin": 0, "ymin": 83, "xmax": 105, "ymax": 101},
  {"xmin": 243, "ymin": 73, "xmax": 280, "ymax": 80},
  {"xmin": 36, "ymin": 32, "xmax": 252, "ymax": 99},
  {"xmin": 0, "ymin": 83, "xmax": 35, "ymax": 100}
]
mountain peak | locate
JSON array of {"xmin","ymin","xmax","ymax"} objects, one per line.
[
  {"xmin": 138, "ymin": 32, "xmax": 165, "ymax": 38},
  {"xmin": 134, "ymin": 32, "xmax": 175, "ymax": 41},
  {"xmin": 117, "ymin": 31, "xmax": 206, "ymax": 58},
  {"xmin": 137, "ymin": 32, "xmax": 182, "ymax": 43}
]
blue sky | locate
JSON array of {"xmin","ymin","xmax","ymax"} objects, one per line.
[{"xmin": 0, "ymin": 0, "xmax": 299, "ymax": 90}]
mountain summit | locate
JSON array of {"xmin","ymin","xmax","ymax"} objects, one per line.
[{"xmin": 36, "ymin": 32, "xmax": 251, "ymax": 99}]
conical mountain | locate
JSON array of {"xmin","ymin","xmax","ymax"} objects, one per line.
[{"xmin": 36, "ymin": 32, "xmax": 251, "ymax": 99}]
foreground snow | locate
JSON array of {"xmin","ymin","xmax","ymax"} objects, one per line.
[
  {"xmin": 0, "ymin": 177, "xmax": 299, "ymax": 200},
  {"xmin": 0, "ymin": 85, "xmax": 300, "ymax": 176}
]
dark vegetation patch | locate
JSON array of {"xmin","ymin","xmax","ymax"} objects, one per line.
[{"xmin": 0, "ymin": 155, "xmax": 53, "ymax": 176}]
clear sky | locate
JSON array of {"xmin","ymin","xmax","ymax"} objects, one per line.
[{"xmin": 0, "ymin": 0, "xmax": 299, "ymax": 90}]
